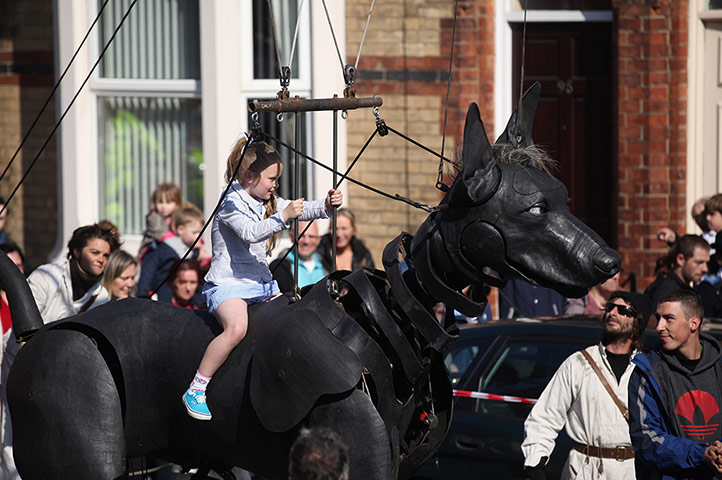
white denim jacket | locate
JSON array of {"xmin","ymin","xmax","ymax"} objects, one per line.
[
  {"xmin": 204, "ymin": 182, "xmax": 328, "ymax": 288},
  {"xmin": 26, "ymin": 260, "xmax": 109, "ymax": 324}
]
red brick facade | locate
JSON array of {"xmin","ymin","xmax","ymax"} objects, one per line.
[
  {"xmin": 0, "ymin": 0, "xmax": 58, "ymax": 268},
  {"xmin": 613, "ymin": 0, "xmax": 688, "ymax": 287},
  {"xmin": 348, "ymin": 0, "xmax": 495, "ymax": 259}
]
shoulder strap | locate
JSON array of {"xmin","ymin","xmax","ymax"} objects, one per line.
[
  {"xmin": 78, "ymin": 294, "xmax": 98, "ymax": 313},
  {"xmin": 580, "ymin": 349, "xmax": 629, "ymax": 422}
]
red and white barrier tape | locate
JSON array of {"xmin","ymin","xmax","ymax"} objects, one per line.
[{"xmin": 453, "ymin": 389, "xmax": 537, "ymax": 404}]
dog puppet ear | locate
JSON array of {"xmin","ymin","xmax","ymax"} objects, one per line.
[
  {"xmin": 453, "ymin": 103, "xmax": 500, "ymax": 205},
  {"xmin": 495, "ymin": 81, "xmax": 541, "ymax": 148}
]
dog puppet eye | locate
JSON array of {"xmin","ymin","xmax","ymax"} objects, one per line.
[{"xmin": 528, "ymin": 204, "xmax": 547, "ymax": 215}]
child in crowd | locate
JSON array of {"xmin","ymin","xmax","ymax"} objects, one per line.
[
  {"xmin": 706, "ymin": 194, "xmax": 722, "ymax": 235},
  {"xmin": 0, "ymin": 197, "xmax": 11, "ymax": 245},
  {"xmin": 182, "ymin": 138, "xmax": 342, "ymax": 420},
  {"xmin": 138, "ymin": 183, "xmax": 182, "ymax": 260},
  {"xmin": 136, "ymin": 202, "xmax": 209, "ymax": 299}
]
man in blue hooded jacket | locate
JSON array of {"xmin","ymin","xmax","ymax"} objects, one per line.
[{"xmin": 628, "ymin": 289, "xmax": 722, "ymax": 479}]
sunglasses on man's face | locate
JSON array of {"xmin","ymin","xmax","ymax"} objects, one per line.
[{"xmin": 604, "ymin": 302, "xmax": 637, "ymax": 319}]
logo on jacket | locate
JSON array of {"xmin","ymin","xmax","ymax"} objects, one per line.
[{"xmin": 675, "ymin": 390, "xmax": 720, "ymax": 440}]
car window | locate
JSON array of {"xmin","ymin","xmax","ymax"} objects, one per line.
[
  {"xmin": 475, "ymin": 338, "xmax": 588, "ymax": 419},
  {"xmin": 445, "ymin": 337, "xmax": 494, "ymax": 386}
]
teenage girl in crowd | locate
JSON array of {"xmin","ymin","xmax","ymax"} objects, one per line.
[
  {"xmin": 27, "ymin": 223, "xmax": 120, "ymax": 324},
  {"xmin": 182, "ymin": 138, "xmax": 343, "ymax": 420},
  {"xmin": 138, "ymin": 183, "xmax": 181, "ymax": 261}
]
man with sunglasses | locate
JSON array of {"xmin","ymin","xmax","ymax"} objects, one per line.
[
  {"xmin": 628, "ymin": 289, "xmax": 722, "ymax": 479},
  {"xmin": 522, "ymin": 291, "xmax": 652, "ymax": 480}
]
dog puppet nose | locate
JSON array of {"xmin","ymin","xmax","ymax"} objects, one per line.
[{"xmin": 592, "ymin": 245, "xmax": 622, "ymax": 276}]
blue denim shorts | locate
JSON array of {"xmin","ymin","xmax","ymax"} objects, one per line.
[{"xmin": 202, "ymin": 281, "xmax": 280, "ymax": 314}]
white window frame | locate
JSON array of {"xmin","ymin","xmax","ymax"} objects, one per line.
[
  {"xmin": 53, "ymin": 0, "xmax": 346, "ymax": 260},
  {"xmin": 89, "ymin": 2, "xmax": 203, "ymax": 248},
  {"xmin": 240, "ymin": 1, "xmax": 313, "ymax": 95},
  {"xmin": 240, "ymin": 0, "xmax": 314, "ymax": 202}
]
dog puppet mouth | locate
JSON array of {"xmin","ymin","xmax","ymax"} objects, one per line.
[
  {"xmin": 504, "ymin": 260, "xmax": 608, "ymax": 299},
  {"xmin": 503, "ymin": 240, "xmax": 621, "ymax": 299},
  {"xmin": 519, "ymin": 274, "xmax": 590, "ymax": 299}
]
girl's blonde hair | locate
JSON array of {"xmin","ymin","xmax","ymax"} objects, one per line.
[
  {"xmin": 151, "ymin": 183, "xmax": 182, "ymax": 209},
  {"xmin": 226, "ymin": 137, "xmax": 283, "ymax": 254}
]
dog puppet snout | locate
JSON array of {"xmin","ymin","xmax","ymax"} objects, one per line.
[{"xmin": 592, "ymin": 245, "xmax": 622, "ymax": 276}]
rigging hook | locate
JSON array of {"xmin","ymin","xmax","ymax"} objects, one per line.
[
  {"xmin": 373, "ymin": 106, "xmax": 388, "ymax": 137},
  {"xmin": 278, "ymin": 66, "xmax": 291, "ymax": 101}
]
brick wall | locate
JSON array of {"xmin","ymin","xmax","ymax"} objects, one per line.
[
  {"xmin": 0, "ymin": 0, "xmax": 58, "ymax": 268},
  {"xmin": 613, "ymin": 0, "xmax": 688, "ymax": 289},
  {"xmin": 346, "ymin": 0, "xmax": 494, "ymax": 264}
]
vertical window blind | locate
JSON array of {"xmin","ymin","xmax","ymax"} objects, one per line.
[{"xmin": 97, "ymin": 0, "xmax": 202, "ymax": 236}]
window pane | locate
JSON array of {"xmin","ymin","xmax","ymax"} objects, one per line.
[
  {"xmin": 445, "ymin": 338, "xmax": 493, "ymax": 386},
  {"xmin": 99, "ymin": 0, "xmax": 200, "ymax": 79},
  {"xmin": 476, "ymin": 340, "xmax": 586, "ymax": 419},
  {"xmin": 248, "ymin": 107, "xmax": 307, "ymax": 200},
  {"xmin": 98, "ymin": 96, "xmax": 203, "ymax": 236},
  {"xmin": 252, "ymin": 0, "xmax": 301, "ymax": 79},
  {"xmin": 513, "ymin": 0, "xmax": 611, "ymax": 8},
  {"xmin": 708, "ymin": 0, "xmax": 722, "ymax": 8}
]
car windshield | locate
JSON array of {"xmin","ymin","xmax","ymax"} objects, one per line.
[
  {"xmin": 476, "ymin": 338, "xmax": 588, "ymax": 419},
  {"xmin": 445, "ymin": 337, "xmax": 494, "ymax": 386}
]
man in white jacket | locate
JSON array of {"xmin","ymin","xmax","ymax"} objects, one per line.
[{"xmin": 521, "ymin": 291, "xmax": 652, "ymax": 480}]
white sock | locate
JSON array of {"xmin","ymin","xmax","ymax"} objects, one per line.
[{"xmin": 189, "ymin": 370, "xmax": 212, "ymax": 393}]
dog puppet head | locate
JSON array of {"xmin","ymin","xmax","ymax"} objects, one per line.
[{"xmin": 412, "ymin": 82, "xmax": 621, "ymax": 307}]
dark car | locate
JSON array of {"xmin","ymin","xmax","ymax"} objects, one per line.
[{"xmin": 413, "ymin": 316, "xmax": 657, "ymax": 480}]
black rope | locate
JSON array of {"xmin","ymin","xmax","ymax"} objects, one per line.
[
  {"xmin": 0, "ymin": 0, "xmax": 113, "ymax": 186},
  {"xmin": 264, "ymin": 130, "xmax": 445, "ymax": 213},
  {"xmin": 516, "ymin": 0, "xmax": 529, "ymax": 140},
  {"xmin": 437, "ymin": 0, "xmax": 460, "ymax": 192},
  {"xmin": 148, "ymin": 137, "xmax": 254, "ymax": 298},
  {"xmin": 385, "ymin": 125, "xmax": 461, "ymax": 169},
  {"xmin": 154, "ymin": 112, "xmax": 457, "ymax": 290},
  {"xmin": 270, "ymin": 128, "xmax": 378, "ymax": 275},
  {"xmin": 0, "ymin": 0, "xmax": 140, "ymax": 217}
]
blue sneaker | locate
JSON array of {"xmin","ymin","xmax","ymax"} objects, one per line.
[{"xmin": 182, "ymin": 389, "xmax": 211, "ymax": 420}]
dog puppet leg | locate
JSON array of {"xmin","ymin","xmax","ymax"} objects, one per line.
[
  {"xmin": 7, "ymin": 328, "xmax": 125, "ymax": 480},
  {"xmin": 308, "ymin": 388, "xmax": 395, "ymax": 480}
]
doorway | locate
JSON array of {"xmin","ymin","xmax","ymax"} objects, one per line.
[{"xmin": 512, "ymin": 22, "xmax": 614, "ymax": 245}]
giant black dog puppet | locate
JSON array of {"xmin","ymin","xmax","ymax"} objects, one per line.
[{"xmin": 4, "ymin": 83, "xmax": 620, "ymax": 480}]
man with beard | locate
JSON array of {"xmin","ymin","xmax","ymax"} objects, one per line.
[
  {"xmin": 628, "ymin": 289, "xmax": 722, "ymax": 479},
  {"xmin": 522, "ymin": 291, "xmax": 652, "ymax": 479}
]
